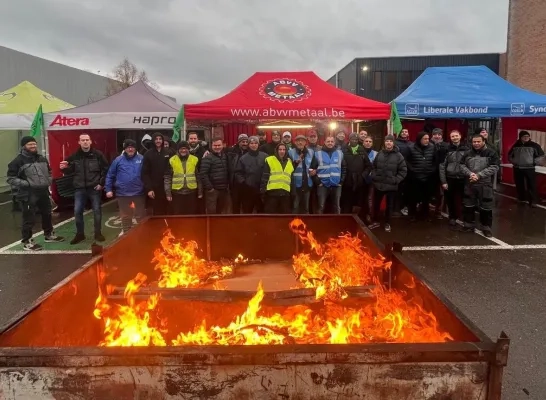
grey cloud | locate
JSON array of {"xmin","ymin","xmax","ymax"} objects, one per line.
[{"xmin": 2, "ymin": 0, "xmax": 508, "ymax": 103}]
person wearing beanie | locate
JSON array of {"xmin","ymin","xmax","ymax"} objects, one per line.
[
  {"xmin": 369, "ymin": 134, "xmax": 407, "ymax": 232},
  {"xmin": 234, "ymin": 135, "xmax": 268, "ymax": 213},
  {"xmin": 7, "ymin": 136, "xmax": 64, "ymax": 250},
  {"xmin": 141, "ymin": 132, "xmax": 174, "ymax": 216},
  {"xmin": 60, "ymin": 133, "xmax": 109, "ymax": 244},
  {"xmin": 460, "ymin": 133, "xmax": 500, "ymax": 237},
  {"xmin": 508, "ymin": 130, "xmax": 545, "ymax": 207},
  {"xmin": 288, "ymin": 135, "xmax": 319, "ymax": 214},
  {"xmin": 164, "ymin": 140, "xmax": 201, "ymax": 215},
  {"xmin": 341, "ymin": 133, "xmax": 372, "ymax": 216},
  {"xmin": 227, "ymin": 133, "xmax": 250, "ymax": 213},
  {"xmin": 261, "ymin": 142, "xmax": 294, "ymax": 214},
  {"xmin": 259, "ymin": 130, "xmax": 281, "ymax": 155},
  {"xmin": 105, "ymin": 138, "xmax": 146, "ymax": 235},
  {"xmin": 315, "ymin": 136, "xmax": 347, "ymax": 214},
  {"xmin": 406, "ymin": 131, "xmax": 438, "ymax": 221},
  {"xmin": 430, "ymin": 128, "xmax": 449, "ymax": 220}
]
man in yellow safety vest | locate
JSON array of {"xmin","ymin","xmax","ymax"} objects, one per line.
[
  {"xmin": 164, "ymin": 141, "xmax": 201, "ymax": 215},
  {"xmin": 260, "ymin": 143, "xmax": 294, "ymax": 214}
]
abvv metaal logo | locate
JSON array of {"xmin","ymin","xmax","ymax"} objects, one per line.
[
  {"xmin": 510, "ymin": 103, "xmax": 525, "ymax": 116},
  {"xmin": 259, "ymin": 78, "xmax": 311, "ymax": 103},
  {"xmin": 405, "ymin": 103, "xmax": 419, "ymax": 116}
]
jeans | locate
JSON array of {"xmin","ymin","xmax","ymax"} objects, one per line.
[
  {"xmin": 20, "ymin": 190, "xmax": 53, "ymax": 242},
  {"xmin": 118, "ymin": 195, "xmax": 146, "ymax": 233},
  {"xmin": 292, "ymin": 190, "xmax": 310, "ymax": 214},
  {"xmin": 317, "ymin": 185, "xmax": 342, "ymax": 214},
  {"xmin": 74, "ymin": 188, "xmax": 102, "ymax": 235}
]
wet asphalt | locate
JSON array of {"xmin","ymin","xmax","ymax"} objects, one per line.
[{"xmin": 0, "ymin": 193, "xmax": 544, "ymax": 399}]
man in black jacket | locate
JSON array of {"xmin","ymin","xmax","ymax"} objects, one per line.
[
  {"xmin": 259, "ymin": 131, "xmax": 281, "ymax": 155},
  {"xmin": 141, "ymin": 132, "xmax": 174, "ymax": 217},
  {"xmin": 460, "ymin": 134, "xmax": 500, "ymax": 237},
  {"xmin": 508, "ymin": 130, "xmax": 545, "ymax": 207},
  {"xmin": 440, "ymin": 130, "xmax": 468, "ymax": 227},
  {"xmin": 234, "ymin": 136, "xmax": 267, "ymax": 213},
  {"xmin": 407, "ymin": 131, "xmax": 437, "ymax": 221},
  {"xmin": 7, "ymin": 136, "xmax": 64, "ymax": 251},
  {"xmin": 341, "ymin": 133, "xmax": 372, "ymax": 214},
  {"xmin": 394, "ymin": 128, "xmax": 412, "ymax": 215},
  {"xmin": 227, "ymin": 134, "xmax": 249, "ymax": 213},
  {"xmin": 431, "ymin": 128, "xmax": 449, "ymax": 219},
  {"xmin": 61, "ymin": 133, "xmax": 109, "ymax": 244},
  {"xmin": 200, "ymin": 137, "xmax": 230, "ymax": 214}
]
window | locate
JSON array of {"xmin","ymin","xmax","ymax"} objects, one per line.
[
  {"xmin": 385, "ymin": 72, "xmax": 397, "ymax": 90},
  {"xmin": 373, "ymin": 71, "xmax": 382, "ymax": 90},
  {"xmin": 400, "ymin": 71, "xmax": 413, "ymax": 90}
]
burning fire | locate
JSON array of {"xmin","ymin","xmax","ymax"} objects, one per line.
[{"xmin": 94, "ymin": 219, "xmax": 453, "ymax": 346}]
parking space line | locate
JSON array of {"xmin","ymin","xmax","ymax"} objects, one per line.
[
  {"xmin": 0, "ymin": 200, "xmax": 12, "ymax": 206},
  {"xmin": 496, "ymin": 192, "xmax": 546, "ymax": 210},
  {"xmin": 0, "ymin": 250, "xmax": 92, "ymax": 255},
  {"xmin": 439, "ymin": 211, "xmax": 512, "ymax": 248},
  {"xmin": 404, "ymin": 244, "xmax": 546, "ymax": 251}
]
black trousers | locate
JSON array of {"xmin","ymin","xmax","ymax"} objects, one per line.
[
  {"xmin": 205, "ymin": 189, "xmax": 229, "ymax": 214},
  {"xmin": 445, "ymin": 178, "xmax": 465, "ymax": 220},
  {"xmin": 373, "ymin": 189, "xmax": 396, "ymax": 224},
  {"xmin": 395, "ymin": 178, "xmax": 410, "ymax": 211},
  {"xmin": 20, "ymin": 190, "xmax": 53, "ymax": 242},
  {"xmin": 407, "ymin": 177, "xmax": 435, "ymax": 218},
  {"xmin": 230, "ymin": 184, "xmax": 244, "ymax": 214},
  {"xmin": 514, "ymin": 168, "xmax": 538, "ymax": 204},
  {"xmin": 149, "ymin": 189, "xmax": 171, "ymax": 216},
  {"xmin": 241, "ymin": 186, "xmax": 263, "ymax": 214},
  {"xmin": 264, "ymin": 194, "xmax": 291, "ymax": 214},
  {"xmin": 172, "ymin": 192, "xmax": 198, "ymax": 215},
  {"xmin": 340, "ymin": 186, "xmax": 363, "ymax": 213}
]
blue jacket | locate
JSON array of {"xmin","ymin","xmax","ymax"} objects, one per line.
[
  {"xmin": 288, "ymin": 147, "xmax": 314, "ymax": 188},
  {"xmin": 105, "ymin": 152, "xmax": 144, "ymax": 196},
  {"xmin": 317, "ymin": 149, "xmax": 344, "ymax": 187}
]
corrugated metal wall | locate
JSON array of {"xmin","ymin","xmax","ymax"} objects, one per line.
[{"xmin": 0, "ymin": 46, "xmax": 115, "ymax": 106}]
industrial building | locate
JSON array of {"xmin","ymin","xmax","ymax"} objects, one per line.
[
  {"xmin": 328, "ymin": 53, "xmax": 501, "ymax": 103},
  {"xmin": 0, "ymin": 46, "xmax": 116, "ymax": 106}
]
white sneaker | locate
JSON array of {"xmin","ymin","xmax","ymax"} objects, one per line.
[{"xmin": 23, "ymin": 239, "xmax": 43, "ymax": 251}]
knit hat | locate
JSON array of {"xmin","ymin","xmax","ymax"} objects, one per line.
[
  {"xmin": 20, "ymin": 136, "xmax": 37, "ymax": 147},
  {"xmin": 123, "ymin": 139, "xmax": 137, "ymax": 149},
  {"xmin": 237, "ymin": 134, "xmax": 249, "ymax": 142},
  {"xmin": 349, "ymin": 132, "xmax": 358, "ymax": 140},
  {"xmin": 295, "ymin": 135, "xmax": 307, "ymax": 141},
  {"xmin": 282, "ymin": 131, "xmax": 291, "ymax": 138},
  {"xmin": 385, "ymin": 134, "xmax": 395, "ymax": 142},
  {"xmin": 248, "ymin": 136, "xmax": 260, "ymax": 144},
  {"xmin": 432, "ymin": 128, "xmax": 443, "ymax": 135},
  {"xmin": 177, "ymin": 141, "xmax": 190, "ymax": 150},
  {"xmin": 519, "ymin": 130, "xmax": 530, "ymax": 139}
]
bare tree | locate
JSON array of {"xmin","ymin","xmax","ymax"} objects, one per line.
[{"xmin": 105, "ymin": 57, "xmax": 158, "ymax": 95}]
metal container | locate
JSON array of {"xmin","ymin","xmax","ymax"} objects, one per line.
[{"xmin": 0, "ymin": 215, "xmax": 509, "ymax": 400}]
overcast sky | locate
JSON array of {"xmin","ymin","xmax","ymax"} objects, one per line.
[{"xmin": 3, "ymin": 0, "xmax": 509, "ymax": 103}]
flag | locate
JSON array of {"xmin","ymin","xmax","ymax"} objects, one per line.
[
  {"xmin": 390, "ymin": 102, "xmax": 403, "ymax": 136},
  {"xmin": 30, "ymin": 104, "xmax": 44, "ymax": 138},
  {"xmin": 172, "ymin": 106, "xmax": 184, "ymax": 142}
]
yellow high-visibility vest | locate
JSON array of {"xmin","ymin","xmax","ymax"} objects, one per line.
[
  {"xmin": 265, "ymin": 156, "xmax": 294, "ymax": 192},
  {"xmin": 170, "ymin": 155, "xmax": 198, "ymax": 190}
]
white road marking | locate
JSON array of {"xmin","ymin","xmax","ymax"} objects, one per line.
[
  {"xmin": 0, "ymin": 200, "xmax": 12, "ymax": 206},
  {"xmin": 439, "ymin": 211, "xmax": 512, "ymax": 248},
  {"xmin": 403, "ymin": 244, "xmax": 546, "ymax": 251},
  {"xmin": 0, "ymin": 200, "xmax": 116, "ymax": 253},
  {"xmin": 495, "ymin": 192, "xmax": 546, "ymax": 210},
  {"xmin": 0, "ymin": 250, "xmax": 92, "ymax": 255}
]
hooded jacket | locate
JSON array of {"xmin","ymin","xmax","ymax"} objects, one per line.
[
  {"xmin": 407, "ymin": 132, "xmax": 437, "ymax": 181},
  {"xmin": 342, "ymin": 144, "xmax": 372, "ymax": 190},
  {"xmin": 141, "ymin": 133, "xmax": 174, "ymax": 193},
  {"xmin": 7, "ymin": 149, "xmax": 52, "ymax": 200},
  {"xmin": 371, "ymin": 147, "xmax": 407, "ymax": 192},
  {"xmin": 439, "ymin": 142, "xmax": 469, "ymax": 183}
]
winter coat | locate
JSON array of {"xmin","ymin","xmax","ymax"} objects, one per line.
[
  {"xmin": 63, "ymin": 148, "xmax": 109, "ymax": 189},
  {"xmin": 439, "ymin": 142, "xmax": 469, "ymax": 183},
  {"xmin": 508, "ymin": 140, "xmax": 545, "ymax": 169},
  {"xmin": 189, "ymin": 143, "xmax": 208, "ymax": 160},
  {"xmin": 234, "ymin": 150, "xmax": 268, "ymax": 189},
  {"xmin": 371, "ymin": 148, "xmax": 407, "ymax": 192},
  {"xmin": 105, "ymin": 152, "xmax": 144, "ymax": 197},
  {"xmin": 434, "ymin": 141, "xmax": 450, "ymax": 164},
  {"xmin": 7, "ymin": 150, "xmax": 52, "ymax": 200},
  {"xmin": 227, "ymin": 145, "xmax": 247, "ymax": 184},
  {"xmin": 200, "ymin": 151, "xmax": 230, "ymax": 191},
  {"xmin": 141, "ymin": 148, "xmax": 173, "ymax": 192},
  {"xmin": 395, "ymin": 139, "xmax": 413, "ymax": 160},
  {"xmin": 342, "ymin": 145, "xmax": 372, "ymax": 190},
  {"xmin": 460, "ymin": 147, "xmax": 500, "ymax": 186},
  {"xmin": 407, "ymin": 137, "xmax": 437, "ymax": 181},
  {"xmin": 259, "ymin": 142, "xmax": 280, "ymax": 156}
]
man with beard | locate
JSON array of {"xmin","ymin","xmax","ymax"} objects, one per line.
[
  {"xmin": 307, "ymin": 130, "xmax": 321, "ymax": 152},
  {"xmin": 7, "ymin": 136, "xmax": 64, "ymax": 250},
  {"xmin": 341, "ymin": 133, "xmax": 372, "ymax": 214},
  {"xmin": 431, "ymin": 128, "xmax": 449, "ymax": 219},
  {"xmin": 508, "ymin": 130, "xmax": 545, "ymax": 207},
  {"xmin": 259, "ymin": 131, "xmax": 281, "ymax": 155},
  {"xmin": 261, "ymin": 143, "xmax": 294, "ymax": 214},
  {"xmin": 200, "ymin": 137, "xmax": 230, "ymax": 214},
  {"xmin": 234, "ymin": 136, "xmax": 268, "ymax": 213},
  {"xmin": 440, "ymin": 130, "xmax": 469, "ymax": 227},
  {"xmin": 257, "ymin": 131, "xmax": 267, "ymax": 147},
  {"xmin": 406, "ymin": 131, "xmax": 437, "ymax": 221},
  {"xmin": 187, "ymin": 131, "xmax": 208, "ymax": 214},
  {"xmin": 315, "ymin": 136, "xmax": 347, "ymax": 214},
  {"xmin": 164, "ymin": 141, "xmax": 201, "ymax": 215},
  {"xmin": 141, "ymin": 132, "xmax": 174, "ymax": 216},
  {"xmin": 335, "ymin": 130, "xmax": 347, "ymax": 151},
  {"xmin": 288, "ymin": 135, "xmax": 318, "ymax": 214},
  {"xmin": 358, "ymin": 130, "xmax": 367, "ymax": 145},
  {"xmin": 460, "ymin": 134, "xmax": 500, "ymax": 237},
  {"xmin": 394, "ymin": 128, "xmax": 412, "ymax": 216},
  {"xmin": 227, "ymin": 134, "xmax": 249, "ymax": 213}
]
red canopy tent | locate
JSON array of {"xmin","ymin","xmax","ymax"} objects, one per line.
[{"xmin": 185, "ymin": 71, "xmax": 390, "ymax": 144}]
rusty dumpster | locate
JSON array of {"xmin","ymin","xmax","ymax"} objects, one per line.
[{"xmin": 0, "ymin": 215, "xmax": 509, "ymax": 400}]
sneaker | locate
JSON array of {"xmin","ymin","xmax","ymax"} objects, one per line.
[
  {"xmin": 94, "ymin": 233, "xmax": 106, "ymax": 242},
  {"xmin": 401, "ymin": 207, "xmax": 408, "ymax": 216},
  {"xmin": 384, "ymin": 224, "xmax": 391, "ymax": 232},
  {"xmin": 482, "ymin": 230, "xmax": 493, "ymax": 238},
  {"xmin": 22, "ymin": 240, "xmax": 42, "ymax": 251},
  {"xmin": 368, "ymin": 222, "xmax": 380, "ymax": 230},
  {"xmin": 44, "ymin": 233, "xmax": 64, "ymax": 243},
  {"xmin": 70, "ymin": 233, "xmax": 86, "ymax": 245}
]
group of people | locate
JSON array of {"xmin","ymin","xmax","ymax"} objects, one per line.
[{"xmin": 5, "ymin": 125, "xmax": 544, "ymax": 250}]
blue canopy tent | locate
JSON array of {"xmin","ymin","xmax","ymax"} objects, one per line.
[{"xmin": 394, "ymin": 66, "xmax": 546, "ymax": 118}]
